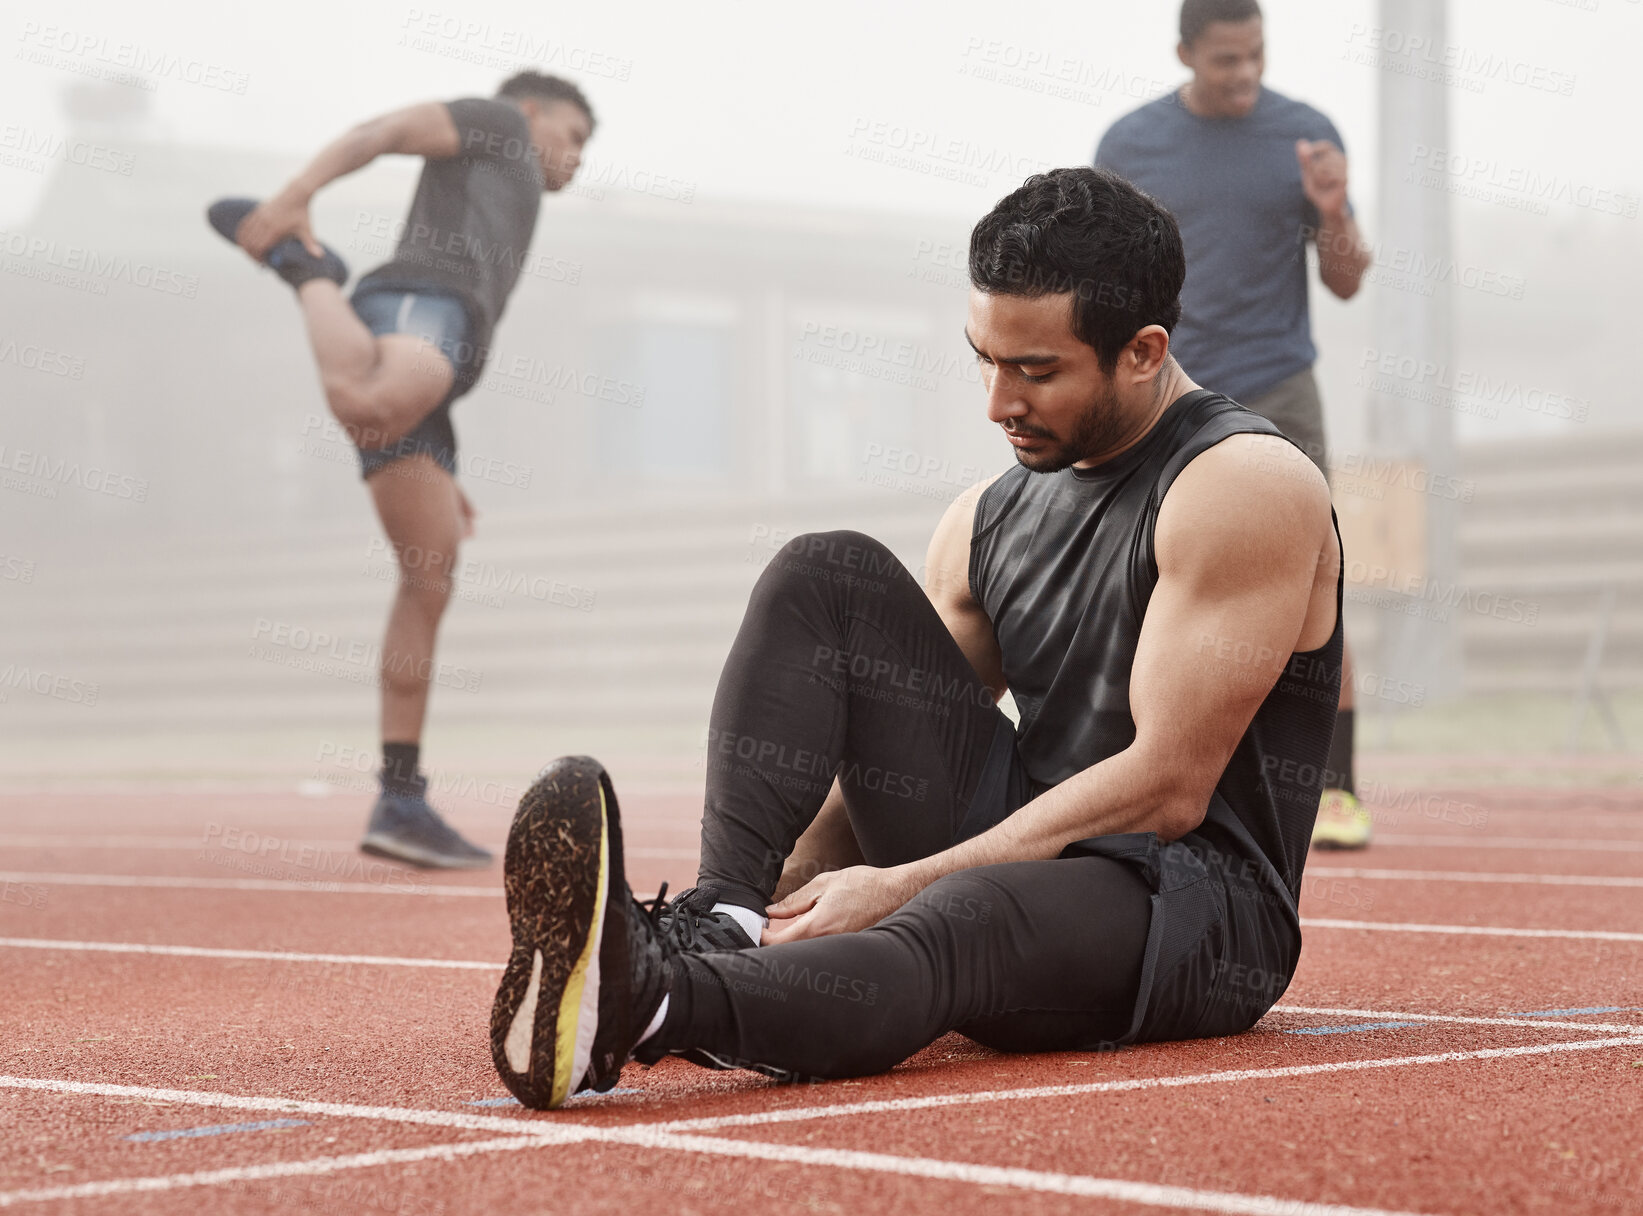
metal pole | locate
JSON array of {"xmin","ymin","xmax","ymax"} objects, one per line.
[{"xmin": 1369, "ymin": 0, "xmax": 1461, "ymax": 701}]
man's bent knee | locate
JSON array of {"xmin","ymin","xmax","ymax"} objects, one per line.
[
  {"xmin": 758, "ymin": 530, "xmax": 907, "ymax": 595},
  {"xmin": 322, "ymin": 375, "xmax": 395, "ymax": 448}
]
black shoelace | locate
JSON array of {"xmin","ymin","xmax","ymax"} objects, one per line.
[{"xmin": 641, "ymin": 882, "xmax": 725, "ymax": 951}]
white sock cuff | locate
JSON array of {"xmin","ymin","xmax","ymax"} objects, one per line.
[
  {"xmin": 637, "ymin": 994, "xmax": 669, "ymax": 1045},
  {"xmin": 712, "ymin": 901, "xmax": 768, "ymax": 945}
]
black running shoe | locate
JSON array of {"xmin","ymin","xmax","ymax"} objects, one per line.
[
  {"xmin": 649, "ymin": 883, "xmax": 757, "ymax": 952},
  {"xmin": 206, "ymin": 196, "xmax": 349, "ymax": 288},
  {"xmin": 490, "ymin": 756, "xmax": 672, "ymax": 1110},
  {"xmin": 359, "ymin": 776, "xmax": 493, "ymax": 870}
]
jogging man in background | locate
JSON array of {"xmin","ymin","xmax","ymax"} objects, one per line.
[
  {"xmin": 1095, "ymin": 0, "xmax": 1374, "ymax": 848},
  {"xmin": 208, "ymin": 72, "xmax": 594, "ymax": 867},
  {"xmin": 486, "ymin": 167, "xmax": 1344, "ymax": 1108}
]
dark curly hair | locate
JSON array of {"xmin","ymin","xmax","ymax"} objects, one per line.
[
  {"xmin": 968, "ymin": 167, "xmax": 1185, "ymax": 373},
  {"xmin": 497, "ymin": 71, "xmax": 596, "ymax": 131}
]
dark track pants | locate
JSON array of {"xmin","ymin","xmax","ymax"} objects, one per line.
[{"xmin": 651, "ymin": 531, "xmax": 1156, "ymax": 1079}]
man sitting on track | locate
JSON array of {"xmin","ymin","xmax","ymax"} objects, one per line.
[
  {"xmin": 206, "ymin": 73, "xmax": 594, "ymax": 869},
  {"xmin": 489, "ymin": 167, "xmax": 1345, "ymax": 1108}
]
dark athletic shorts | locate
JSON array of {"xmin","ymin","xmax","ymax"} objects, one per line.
[{"xmin": 348, "ymin": 287, "xmax": 480, "ymax": 480}]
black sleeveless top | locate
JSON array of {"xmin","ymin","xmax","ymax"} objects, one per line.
[{"xmin": 970, "ymin": 389, "xmax": 1343, "ymax": 907}]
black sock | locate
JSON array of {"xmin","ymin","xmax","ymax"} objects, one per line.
[
  {"xmin": 1326, "ymin": 709, "xmax": 1355, "ymax": 795},
  {"xmin": 382, "ymin": 741, "xmax": 421, "ymax": 796}
]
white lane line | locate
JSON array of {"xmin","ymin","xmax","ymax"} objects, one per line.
[
  {"xmin": 0, "ymin": 836, "xmax": 361, "ymax": 850},
  {"xmin": 1273, "ymin": 1005, "xmax": 1643, "ymax": 1035},
  {"xmin": 0, "ymin": 1136, "xmax": 558, "ymax": 1208},
  {"xmin": 0, "ymin": 871, "xmax": 498, "ymax": 897},
  {"xmin": 638, "ymin": 1133, "xmax": 1438, "ymax": 1216},
  {"xmin": 0, "ymin": 1081, "xmax": 1457, "ymax": 1216},
  {"xmin": 1301, "ymin": 918, "xmax": 1643, "ymax": 943},
  {"xmin": 0, "ymin": 939, "xmax": 499, "ymax": 971},
  {"xmin": 1310, "ymin": 867, "xmax": 1643, "ymax": 889},
  {"xmin": 15, "ymin": 1034, "xmax": 1642, "ymax": 1143},
  {"xmin": 651, "ymin": 1034, "xmax": 1643, "ymax": 1133},
  {"xmin": 0, "ymin": 1124, "xmax": 1441, "ymax": 1216},
  {"xmin": 0, "ymin": 836, "xmax": 703, "ymax": 856},
  {"xmin": 1372, "ymin": 835, "xmax": 1643, "ymax": 853},
  {"xmin": 0, "ymin": 1075, "xmax": 589, "ymax": 1136}
]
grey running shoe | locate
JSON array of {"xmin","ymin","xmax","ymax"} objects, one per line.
[
  {"xmin": 490, "ymin": 756, "xmax": 672, "ymax": 1108},
  {"xmin": 359, "ymin": 776, "xmax": 493, "ymax": 870}
]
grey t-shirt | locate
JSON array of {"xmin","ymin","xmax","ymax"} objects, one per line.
[
  {"xmin": 355, "ymin": 98, "xmax": 544, "ymax": 353},
  {"xmin": 1095, "ymin": 86, "xmax": 1351, "ymax": 402}
]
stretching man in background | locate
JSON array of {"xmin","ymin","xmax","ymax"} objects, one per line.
[
  {"xmin": 208, "ymin": 72, "xmax": 594, "ymax": 867},
  {"xmin": 1096, "ymin": 0, "xmax": 1373, "ymax": 848},
  {"xmin": 486, "ymin": 168, "xmax": 1344, "ymax": 1108}
]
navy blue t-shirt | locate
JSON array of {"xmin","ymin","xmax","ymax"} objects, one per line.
[{"xmin": 1095, "ymin": 86, "xmax": 1351, "ymax": 402}]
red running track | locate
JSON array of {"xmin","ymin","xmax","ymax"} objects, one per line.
[{"xmin": 1, "ymin": 785, "xmax": 1640, "ymax": 1215}]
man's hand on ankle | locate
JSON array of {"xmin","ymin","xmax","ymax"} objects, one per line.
[
  {"xmin": 238, "ymin": 187, "xmax": 321, "ymax": 261},
  {"xmin": 760, "ymin": 863, "xmax": 920, "ymax": 945}
]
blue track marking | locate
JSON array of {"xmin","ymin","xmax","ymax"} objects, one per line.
[
  {"xmin": 125, "ymin": 1118, "xmax": 310, "ymax": 1142},
  {"xmin": 1286, "ymin": 1021, "xmax": 1422, "ymax": 1036},
  {"xmin": 1504, "ymin": 1006, "xmax": 1631, "ymax": 1017}
]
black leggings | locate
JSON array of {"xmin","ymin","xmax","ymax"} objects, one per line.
[{"xmin": 655, "ymin": 531, "xmax": 1154, "ymax": 1079}]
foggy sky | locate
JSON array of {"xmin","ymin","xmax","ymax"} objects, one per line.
[{"xmin": 4, "ymin": 0, "xmax": 1638, "ymax": 225}]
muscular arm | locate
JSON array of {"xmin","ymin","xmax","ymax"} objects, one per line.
[
  {"xmin": 898, "ymin": 434, "xmax": 1335, "ymax": 885},
  {"xmin": 922, "ymin": 476, "xmax": 1006, "ymax": 697},
  {"xmin": 236, "ymin": 102, "xmax": 462, "ymax": 259}
]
